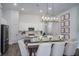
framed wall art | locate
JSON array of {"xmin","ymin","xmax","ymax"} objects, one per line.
[
  {"xmin": 64, "ymin": 20, "xmax": 70, "ymax": 26},
  {"xmin": 64, "ymin": 34, "xmax": 70, "ymax": 40},
  {"xmin": 64, "ymin": 28, "xmax": 70, "ymax": 33},
  {"xmin": 65, "ymin": 13, "xmax": 70, "ymax": 20},
  {"xmin": 61, "ymin": 28, "xmax": 65, "ymax": 33},
  {"xmin": 61, "ymin": 15, "xmax": 65, "ymax": 21},
  {"xmin": 61, "ymin": 22, "xmax": 65, "ymax": 27}
]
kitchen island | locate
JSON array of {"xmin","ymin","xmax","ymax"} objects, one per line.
[
  {"xmin": 25, "ymin": 39, "xmax": 69, "ymax": 56},
  {"xmin": 23, "ymin": 35, "xmax": 77, "ymax": 56}
]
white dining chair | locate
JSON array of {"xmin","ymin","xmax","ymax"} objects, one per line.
[
  {"xmin": 64, "ymin": 41, "xmax": 77, "ymax": 56},
  {"xmin": 51, "ymin": 42, "xmax": 65, "ymax": 56},
  {"xmin": 18, "ymin": 39, "xmax": 29, "ymax": 56},
  {"xmin": 36, "ymin": 43, "xmax": 52, "ymax": 56}
]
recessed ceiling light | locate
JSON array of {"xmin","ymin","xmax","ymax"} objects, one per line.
[
  {"xmin": 13, "ymin": 3, "xmax": 17, "ymax": 6},
  {"xmin": 48, "ymin": 7, "xmax": 52, "ymax": 10},
  {"xmin": 21, "ymin": 8, "xmax": 24, "ymax": 11},
  {"xmin": 40, "ymin": 10, "xmax": 43, "ymax": 13}
]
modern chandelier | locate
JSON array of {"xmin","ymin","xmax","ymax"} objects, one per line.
[
  {"xmin": 41, "ymin": 3, "xmax": 60, "ymax": 22},
  {"xmin": 41, "ymin": 16, "xmax": 60, "ymax": 22}
]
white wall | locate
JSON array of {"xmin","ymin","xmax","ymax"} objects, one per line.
[
  {"xmin": 2, "ymin": 10, "xmax": 19, "ymax": 44},
  {"xmin": 19, "ymin": 14, "xmax": 43, "ymax": 31},
  {"xmin": 76, "ymin": 6, "xmax": 79, "ymax": 48},
  {"xmin": 0, "ymin": 4, "xmax": 3, "ymax": 24},
  {"xmin": 9, "ymin": 11, "xmax": 19, "ymax": 44},
  {"xmin": 1, "ymin": 18, "xmax": 8, "ymax": 25}
]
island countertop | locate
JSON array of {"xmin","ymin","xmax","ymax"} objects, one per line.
[{"xmin": 25, "ymin": 40, "xmax": 70, "ymax": 46}]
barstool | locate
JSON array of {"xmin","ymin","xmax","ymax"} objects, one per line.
[
  {"xmin": 51, "ymin": 42, "xmax": 65, "ymax": 56},
  {"xmin": 36, "ymin": 43, "xmax": 52, "ymax": 56},
  {"xmin": 64, "ymin": 41, "xmax": 77, "ymax": 56},
  {"xmin": 18, "ymin": 39, "xmax": 29, "ymax": 56}
]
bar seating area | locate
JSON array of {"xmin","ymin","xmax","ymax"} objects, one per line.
[{"xmin": 17, "ymin": 37, "xmax": 77, "ymax": 56}]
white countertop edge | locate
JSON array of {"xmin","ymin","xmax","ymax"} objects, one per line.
[{"xmin": 27, "ymin": 40, "xmax": 77, "ymax": 46}]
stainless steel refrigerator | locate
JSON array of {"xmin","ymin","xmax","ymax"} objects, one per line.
[{"xmin": 1, "ymin": 24, "xmax": 9, "ymax": 55}]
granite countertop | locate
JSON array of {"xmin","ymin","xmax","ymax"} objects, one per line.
[
  {"xmin": 29, "ymin": 40, "xmax": 65, "ymax": 43},
  {"xmin": 24, "ymin": 36, "xmax": 65, "ymax": 43},
  {"xmin": 26, "ymin": 40, "xmax": 67, "ymax": 46}
]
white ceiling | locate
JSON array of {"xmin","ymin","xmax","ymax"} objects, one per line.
[{"xmin": 1, "ymin": 3, "xmax": 79, "ymax": 16}]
